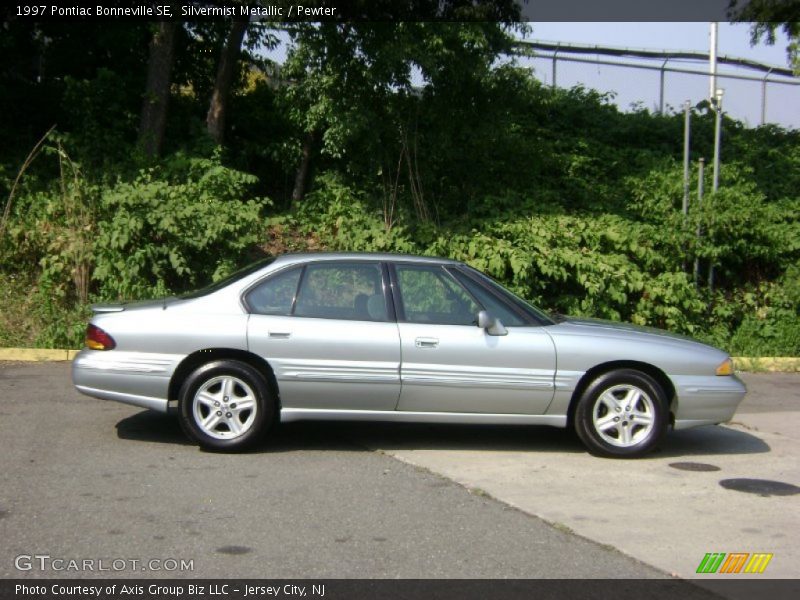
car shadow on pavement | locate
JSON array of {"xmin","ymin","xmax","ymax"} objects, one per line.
[
  {"xmin": 115, "ymin": 410, "xmax": 193, "ymax": 446},
  {"xmin": 115, "ymin": 412, "xmax": 770, "ymax": 457},
  {"xmin": 313, "ymin": 422, "xmax": 588, "ymax": 454},
  {"xmin": 115, "ymin": 411, "xmax": 368, "ymax": 453},
  {"xmin": 316, "ymin": 421, "xmax": 771, "ymax": 458},
  {"xmin": 655, "ymin": 425, "xmax": 770, "ymax": 457},
  {"xmin": 331, "ymin": 421, "xmax": 770, "ymax": 457}
]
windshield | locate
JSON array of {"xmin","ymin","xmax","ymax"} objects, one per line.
[
  {"xmin": 462, "ymin": 266, "xmax": 555, "ymax": 325},
  {"xmin": 180, "ymin": 257, "xmax": 276, "ymax": 299}
]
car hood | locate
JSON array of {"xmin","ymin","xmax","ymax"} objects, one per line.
[{"xmin": 554, "ymin": 315, "xmax": 712, "ymax": 348}]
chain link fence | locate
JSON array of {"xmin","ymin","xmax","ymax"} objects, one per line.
[{"xmin": 512, "ymin": 42, "xmax": 800, "ymax": 129}]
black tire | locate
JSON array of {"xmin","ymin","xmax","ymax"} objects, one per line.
[
  {"xmin": 574, "ymin": 369, "xmax": 669, "ymax": 458},
  {"xmin": 178, "ymin": 360, "xmax": 274, "ymax": 452}
]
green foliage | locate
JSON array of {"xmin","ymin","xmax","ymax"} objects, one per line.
[
  {"xmin": 93, "ymin": 153, "xmax": 268, "ymax": 300},
  {"xmin": 281, "ymin": 173, "xmax": 419, "ymax": 255},
  {"xmin": 1, "ymin": 142, "xmax": 96, "ymax": 309},
  {"xmin": 61, "ymin": 69, "xmax": 140, "ymax": 168},
  {"xmin": 731, "ymin": 0, "xmax": 800, "ymax": 73},
  {"xmin": 0, "ymin": 271, "xmax": 91, "ymax": 349},
  {"xmin": 709, "ymin": 266, "xmax": 800, "ymax": 357},
  {"xmin": 426, "ymin": 210, "xmax": 698, "ymax": 329},
  {"xmin": 627, "ymin": 160, "xmax": 800, "ymax": 287},
  {"xmin": 1, "ymin": 23, "xmax": 798, "ymax": 356},
  {"xmin": 31, "ymin": 285, "xmax": 92, "ymax": 349},
  {"xmin": 0, "ymin": 149, "xmax": 269, "ymax": 347}
]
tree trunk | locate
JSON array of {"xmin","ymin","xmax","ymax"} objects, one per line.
[
  {"xmin": 206, "ymin": 20, "xmax": 248, "ymax": 145},
  {"xmin": 291, "ymin": 131, "xmax": 315, "ymax": 208},
  {"xmin": 138, "ymin": 21, "xmax": 176, "ymax": 158}
]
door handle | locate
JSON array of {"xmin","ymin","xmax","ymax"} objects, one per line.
[
  {"xmin": 415, "ymin": 337, "xmax": 439, "ymax": 348},
  {"xmin": 268, "ymin": 332, "xmax": 291, "ymax": 339}
]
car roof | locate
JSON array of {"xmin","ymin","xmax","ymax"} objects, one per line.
[{"xmin": 273, "ymin": 252, "xmax": 462, "ymax": 266}]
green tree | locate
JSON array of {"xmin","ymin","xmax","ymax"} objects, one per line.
[
  {"xmin": 139, "ymin": 21, "xmax": 178, "ymax": 157},
  {"xmin": 280, "ymin": 2, "xmax": 521, "ymax": 209},
  {"xmin": 730, "ymin": 0, "xmax": 800, "ymax": 74}
]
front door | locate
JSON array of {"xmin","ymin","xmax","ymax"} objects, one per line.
[{"xmin": 392, "ymin": 264, "xmax": 556, "ymax": 414}]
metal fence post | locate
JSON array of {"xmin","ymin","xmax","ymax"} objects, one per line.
[
  {"xmin": 683, "ymin": 100, "xmax": 691, "ymax": 217},
  {"xmin": 709, "ymin": 23, "xmax": 718, "ymax": 103},
  {"xmin": 694, "ymin": 158, "xmax": 705, "ymax": 289},
  {"xmin": 659, "ymin": 58, "xmax": 669, "ymax": 114},
  {"xmin": 709, "ymin": 90, "xmax": 724, "ymax": 293},
  {"xmin": 712, "ymin": 89, "xmax": 723, "ymax": 196},
  {"xmin": 552, "ymin": 47, "xmax": 559, "ymax": 89},
  {"xmin": 761, "ymin": 68, "xmax": 773, "ymax": 125}
]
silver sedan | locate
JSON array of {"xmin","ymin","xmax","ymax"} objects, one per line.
[{"xmin": 72, "ymin": 252, "xmax": 746, "ymax": 457}]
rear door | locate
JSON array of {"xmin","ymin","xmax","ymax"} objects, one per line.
[
  {"xmin": 392, "ymin": 263, "xmax": 556, "ymax": 414},
  {"xmin": 246, "ymin": 261, "xmax": 401, "ymax": 411}
]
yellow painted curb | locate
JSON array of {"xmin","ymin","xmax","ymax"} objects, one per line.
[
  {"xmin": 733, "ymin": 357, "xmax": 800, "ymax": 373},
  {"xmin": 0, "ymin": 348, "xmax": 74, "ymax": 362}
]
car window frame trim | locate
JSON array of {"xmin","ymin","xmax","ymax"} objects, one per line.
[
  {"xmin": 243, "ymin": 259, "xmax": 394, "ymax": 324},
  {"xmin": 240, "ymin": 263, "xmax": 303, "ymax": 316},
  {"xmin": 454, "ymin": 265, "xmax": 552, "ymax": 326},
  {"xmin": 390, "ymin": 262, "xmax": 487, "ymax": 327},
  {"xmin": 240, "ymin": 257, "xmax": 548, "ymax": 327}
]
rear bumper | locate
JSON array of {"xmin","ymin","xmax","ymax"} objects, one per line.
[
  {"xmin": 672, "ymin": 374, "xmax": 747, "ymax": 430},
  {"xmin": 71, "ymin": 349, "xmax": 175, "ymax": 413},
  {"xmin": 74, "ymin": 384, "xmax": 169, "ymax": 413}
]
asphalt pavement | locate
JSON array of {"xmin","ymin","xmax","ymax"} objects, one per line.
[
  {"xmin": 351, "ymin": 373, "xmax": 800, "ymax": 580},
  {"xmin": 0, "ymin": 362, "xmax": 662, "ymax": 579},
  {"xmin": 0, "ymin": 363, "xmax": 797, "ymax": 584}
]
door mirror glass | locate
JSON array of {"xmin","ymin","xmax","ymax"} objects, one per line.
[{"xmin": 477, "ymin": 310, "xmax": 508, "ymax": 336}]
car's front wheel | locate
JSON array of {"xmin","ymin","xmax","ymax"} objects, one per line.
[
  {"xmin": 178, "ymin": 360, "xmax": 274, "ymax": 451},
  {"xmin": 574, "ymin": 369, "xmax": 669, "ymax": 458}
]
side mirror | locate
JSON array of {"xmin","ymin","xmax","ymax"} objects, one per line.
[{"xmin": 477, "ymin": 310, "xmax": 508, "ymax": 336}]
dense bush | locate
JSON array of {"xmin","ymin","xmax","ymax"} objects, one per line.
[
  {"xmin": 0, "ymin": 150, "xmax": 269, "ymax": 347},
  {"xmin": 1, "ymin": 28, "xmax": 797, "ymax": 356},
  {"xmin": 93, "ymin": 154, "xmax": 267, "ymax": 299}
]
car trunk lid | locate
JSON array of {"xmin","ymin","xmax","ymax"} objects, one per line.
[{"xmin": 90, "ymin": 298, "xmax": 178, "ymax": 313}]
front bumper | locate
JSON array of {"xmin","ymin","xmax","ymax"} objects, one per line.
[{"xmin": 671, "ymin": 374, "xmax": 747, "ymax": 430}]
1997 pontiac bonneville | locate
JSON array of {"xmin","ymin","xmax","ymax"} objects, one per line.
[{"xmin": 72, "ymin": 252, "xmax": 746, "ymax": 457}]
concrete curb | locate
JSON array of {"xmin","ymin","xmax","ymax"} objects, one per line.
[
  {"xmin": 0, "ymin": 347, "xmax": 798, "ymax": 372},
  {"xmin": 0, "ymin": 348, "xmax": 81, "ymax": 362},
  {"xmin": 733, "ymin": 356, "xmax": 800, "ymax": 373}
]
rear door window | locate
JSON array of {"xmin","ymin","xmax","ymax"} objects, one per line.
[{"xmin": 294, "ymin": 262, "xmax": 388, "ymax": 321}]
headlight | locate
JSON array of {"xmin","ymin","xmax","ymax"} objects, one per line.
[{"xmin": 715, "ymin": 358, "xmax": 734, "ymax": 376}]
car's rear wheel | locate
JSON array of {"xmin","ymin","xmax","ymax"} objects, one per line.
[
  {"xmin": 178, "ymin": 360, "xmax": 274, "ymax": 451},
  {"xmin": 574, "ymin": 369, "xmax": 669, "ymax": 458}
]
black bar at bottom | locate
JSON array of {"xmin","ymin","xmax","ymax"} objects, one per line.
[{"xmin": 2, "ymin": 579, "xmax": 800, "ymax": 600}]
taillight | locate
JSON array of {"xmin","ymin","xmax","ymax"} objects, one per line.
[{"xmin": 85, "ymin": 324, "xmax": 116, "ymax": 350}]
